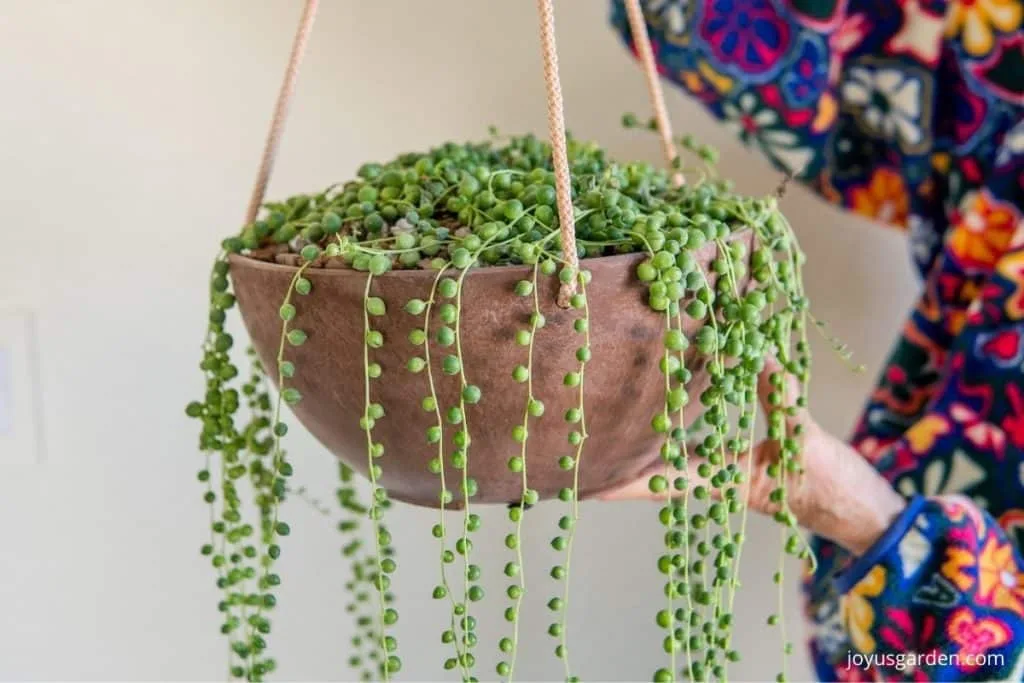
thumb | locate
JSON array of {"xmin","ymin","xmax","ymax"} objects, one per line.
[{"xmin": 592, "ymin": 446, "xmax": 704, "ymax": 502}]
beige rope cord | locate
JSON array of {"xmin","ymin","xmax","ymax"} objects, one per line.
[
  {"xmin": 623, "ymin": 0, "xmax": 684, "ymax": 186},
  {"xmin": 534, "ymin": 0, "xmax": 580, "ymax": 306},
  {"xmin": 243, "ymin": 0, "xmax": 320, "ymax": 225},
  {"xmin": 242, "ymin": 0, "xmax": 677, "ymax": 307}
]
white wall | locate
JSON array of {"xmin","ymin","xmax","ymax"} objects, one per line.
[{"xmin": 0, "ymin": 1, "xmax": 918, "ymax": 681}]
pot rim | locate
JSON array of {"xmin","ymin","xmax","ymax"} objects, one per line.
[{"xmin": 227, "ymin": 226, "xmax": 753, "ymax": 280}]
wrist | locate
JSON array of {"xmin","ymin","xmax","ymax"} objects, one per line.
[
  {"xmin": 802, "ymin": 436, "xmax": 907, "ymax": 556},
  {"xmin": 831, "ymin": 470, "xmax": 906, "ymax": 556}
]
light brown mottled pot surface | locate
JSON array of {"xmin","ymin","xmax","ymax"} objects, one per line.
[{"xmin": 230, "ymin": 231, "xmax": 751, "ymax": 508}]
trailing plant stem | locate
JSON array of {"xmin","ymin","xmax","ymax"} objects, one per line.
[{"xmin": 361, "ymin": 272, "xmax": 392, "ymax": 681}]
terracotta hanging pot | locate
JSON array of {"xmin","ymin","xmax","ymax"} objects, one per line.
[{"xmin": 230, "ymin": 230, "xmax": 752, "ymax": 508}]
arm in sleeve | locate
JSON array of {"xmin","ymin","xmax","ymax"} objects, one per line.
[{"xmin": 833, "ymin": 494, "xmax": 1024, "ymax": 680}]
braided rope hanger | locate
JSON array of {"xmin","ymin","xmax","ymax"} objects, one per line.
[
  {"xmin": 243, "ymin": 0, "xmax": 679, "ymax": 306},
  {"xmin": 534, "ymin": 0, "xmax": 580, "ymax": 306},
  {"xmin": 243, "ymin": 0, "xmax": 320, "ymax": 225},
  {"xmin": 622, "ymin": 0, "xmax": 684, "ymax": 187}
]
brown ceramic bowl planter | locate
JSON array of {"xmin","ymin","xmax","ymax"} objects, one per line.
[{"xmin": 230, "ymin": 231, "xmax": 753, "ymax": 508}]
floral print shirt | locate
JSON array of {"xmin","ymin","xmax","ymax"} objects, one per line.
[{"xmin": 610, "ymin": 0, "xmax": 1024, "ymax": 679}]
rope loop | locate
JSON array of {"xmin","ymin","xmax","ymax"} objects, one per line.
[{"xmin": 535, "ymin": 0, "xmax": 579, "ymax": 306}]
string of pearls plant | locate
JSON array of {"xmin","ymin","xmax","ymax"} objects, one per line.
[{"xmin": 187, "ymin": 123, "xmax": 821, "ymax": 682}]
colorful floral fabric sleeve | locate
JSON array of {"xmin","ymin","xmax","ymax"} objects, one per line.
[
  {"xmin": 832, "ymin": 496, "xmax": 1024, "ymax": 680},
  {"xmin": 806, "ymin": 212, "xmax": 1024, "ymax": 680},
  {"xmin": 610, "ymin": 0, "xmax": 1024, "ymax": 679}
]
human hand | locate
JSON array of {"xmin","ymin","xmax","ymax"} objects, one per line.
[{"xmin": 597, "ymin": 359, "xmax": 906, "ymax": 557}]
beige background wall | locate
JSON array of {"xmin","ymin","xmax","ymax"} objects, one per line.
[{"xmin": 0, "ymin": 1, "xmax": 918, "ymax": 680}]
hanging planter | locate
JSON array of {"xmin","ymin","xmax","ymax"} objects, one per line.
[
  {"xmin": 187, "ymin": 1, "xmax": 820, "ymax": 681},
  {"xmin": 231, "ymin": 232, "xmax": 752, "ymax": 506}
]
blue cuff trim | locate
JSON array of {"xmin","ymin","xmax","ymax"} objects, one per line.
[{"xmin": 834, "ymin": 495, "xmax": 927, "ymax": 594}]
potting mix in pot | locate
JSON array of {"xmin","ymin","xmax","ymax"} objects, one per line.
[{"xmin": 186, "ymin": 122, "xmax": 836, "ymax": 682}]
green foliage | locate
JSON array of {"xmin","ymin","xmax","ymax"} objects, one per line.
[{"xmin": 189, "ymin": 128, "xmax": 816, "ymax": 683}]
